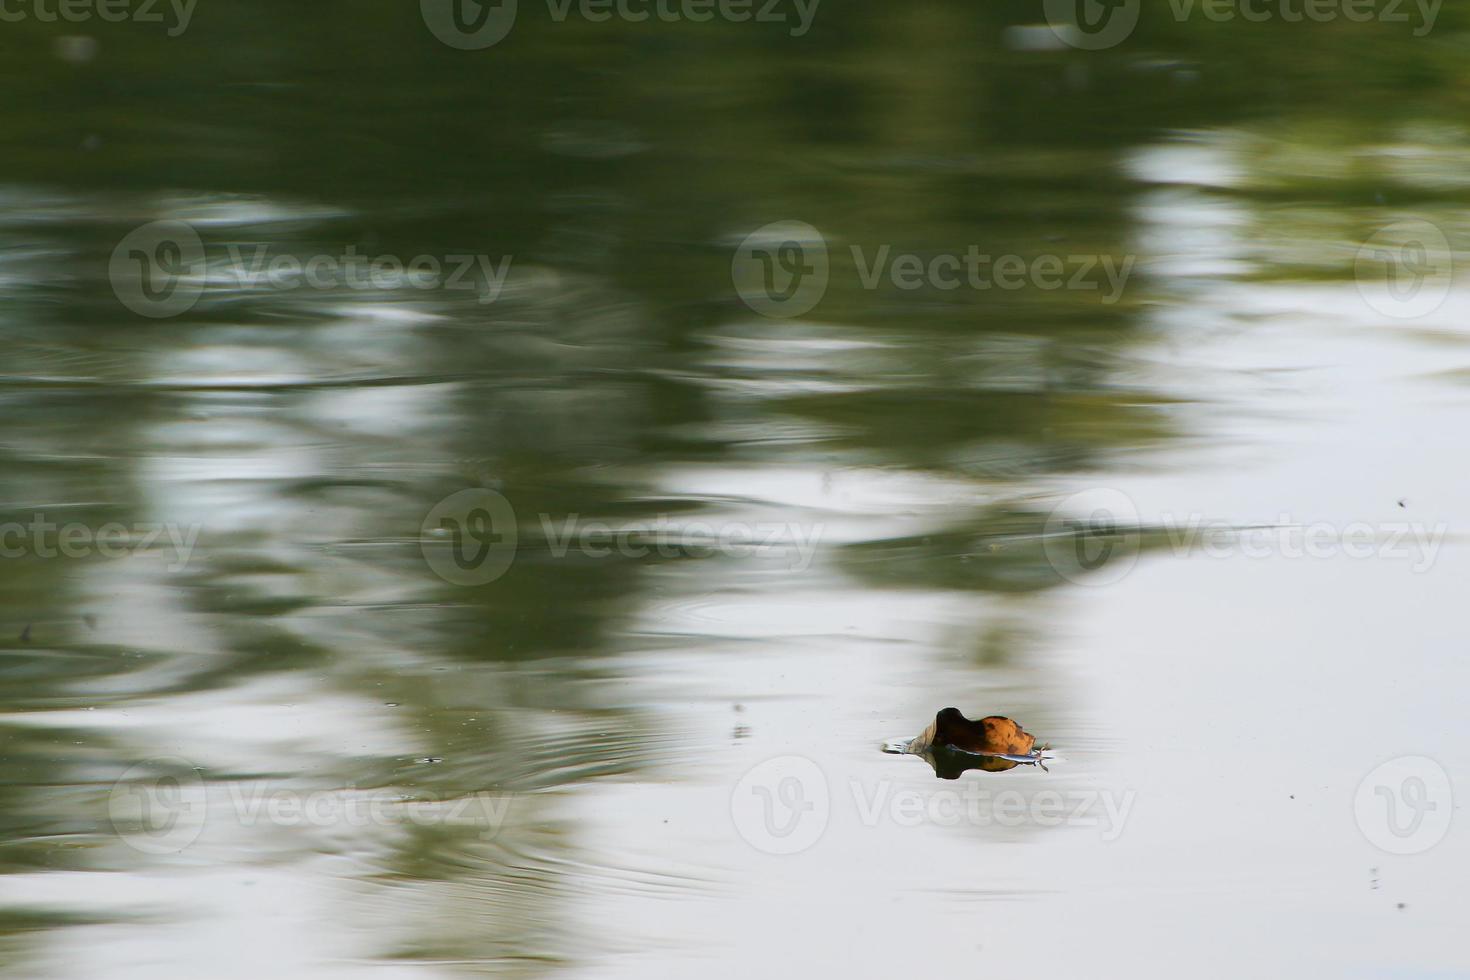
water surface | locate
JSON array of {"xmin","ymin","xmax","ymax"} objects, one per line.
[{"xmin": 1, "ymin": 6, "xmax": 1467, "ymax": 977}]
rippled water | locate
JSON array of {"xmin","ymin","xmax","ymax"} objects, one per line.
[{"xmin": 3, "ymin": 6, "xmax": 1469, "ymax": 978}]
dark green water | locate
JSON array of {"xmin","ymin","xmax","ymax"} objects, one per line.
[{"xmin": 1, "ymin": 3, "xmax": 1468, "ymax": 976}]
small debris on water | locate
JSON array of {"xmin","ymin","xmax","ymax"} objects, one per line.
[{"xmin": 54, "ymin": 35, "xmax": 99, "ymax": 65}]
